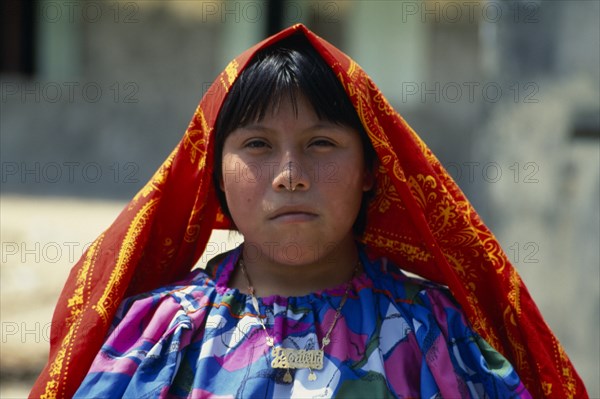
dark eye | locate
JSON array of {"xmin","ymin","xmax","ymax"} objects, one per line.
[
  {"xmin": 310, "ymin": 139, "xmax": 335, "ymax": 147},
  {"xmin": 245, "ymin": 139, "xmax": 269, "ymax": 149}
]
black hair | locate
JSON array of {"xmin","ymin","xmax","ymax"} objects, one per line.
[{"xmin": 213, "ymin": 33, "xmax": 376, "ymax": 235}]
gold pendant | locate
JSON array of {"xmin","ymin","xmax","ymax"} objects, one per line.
[
  {"xmin": 283, "ymin": 369, "xmax": 293, "ymax": 383},
  {"xmin": 271, "ymin": 347, "xmax": 324, "ymax": 370}
]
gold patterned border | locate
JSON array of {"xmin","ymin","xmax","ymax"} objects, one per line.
[
  {"xmin": 93, "ymin": 198, "xmax": 159, "ymax": 325},
  {"xmin": 41, "ymin": 235, "xmax": 104, "ymax": 399}
]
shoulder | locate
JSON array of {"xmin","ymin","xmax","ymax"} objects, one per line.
[
  {"xmin": 362, "ymin": 253, "xmax": 471, "ymax": 334},
  {"xmin": 364, "ymin": 254, "xmax": 456, "ymax": 305},
  {"xmin": 204, "ymin": 249, "xmax": 233, "ymax": 280},
  {"xmin": 110, "ymin": 268, "xmax": 207, "ymax": 324},
  {"xmin": 113, "ymin": 247, "xmax": 242, "ymax": 321}
]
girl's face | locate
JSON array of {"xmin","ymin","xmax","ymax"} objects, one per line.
[{"xmin": 221, "ymin": 94, "xmax": 373, "ymax": 266}]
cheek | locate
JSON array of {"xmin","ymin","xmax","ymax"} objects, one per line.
[
  {"xmin": 222, "ymin": 157, "xmax": 265, "ymax": 214},
  {"xmin": 320, "ymin": 163, "xmax": 365, "ymax": 211},
  {"xmin": 222, "ymin": 178, "xmax": 254, "ymax": 229},
  {"xmin": 222, "ymin": 155, "xmax": 266, "ymax": 185},
  {"xmin": 319, "ymin": 152, "xmax": 367, "ymax": 192}
]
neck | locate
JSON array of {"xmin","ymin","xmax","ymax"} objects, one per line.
[{"xmin": 232, "ymin": 237, "xmax": 360, "ymax": 297}]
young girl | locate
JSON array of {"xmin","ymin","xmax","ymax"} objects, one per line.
[{"xmin": 31, "ymin": 24, "xmax": 586, "ymax": 398}]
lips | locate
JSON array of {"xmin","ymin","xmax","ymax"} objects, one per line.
[{"xmin": 268, "ymin": 206, "xmax": 318, "ymax": 221}]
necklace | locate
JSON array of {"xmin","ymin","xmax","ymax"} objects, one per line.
[{"xmin": 239, "ymin": 258, "xmax": 359, "ymax": 383}]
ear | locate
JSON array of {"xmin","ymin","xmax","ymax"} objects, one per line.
[{"xmin": 362, "ymin": 166, "xmax": 375, "ymax": 192}]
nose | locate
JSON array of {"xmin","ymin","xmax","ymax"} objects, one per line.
[{"xmin": 272, "ymin": 158, "xmax": 310, "ymax": 192}]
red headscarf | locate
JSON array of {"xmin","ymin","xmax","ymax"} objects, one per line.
[{"xmin": 30, "ymin": 24, "xmax": 586, "ymax": 398}]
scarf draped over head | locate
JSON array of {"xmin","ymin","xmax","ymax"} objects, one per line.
[{"xmin": 30, "ymin": 24, "xmax": 586, "ymax": 399}]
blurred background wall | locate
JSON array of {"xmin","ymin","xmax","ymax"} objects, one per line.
[{"xmin": 1, "ymin": 0, "xmax": 598, "ymax": 396}]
